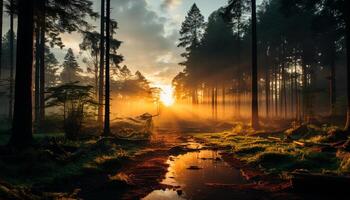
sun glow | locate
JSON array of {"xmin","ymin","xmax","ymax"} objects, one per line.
[{"xmin": 160, "ymin": 85, "xmax": 175, "ymax": 107}]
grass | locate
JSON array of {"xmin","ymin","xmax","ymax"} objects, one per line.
[
  {"xmin": 190, "ymin": 132, "xmax": 343, "ymax": 174},
  {"xmin": 0, "ymin": 133, "xmax": 144, "ymax": 187}
]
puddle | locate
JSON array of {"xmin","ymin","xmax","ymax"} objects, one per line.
[{"xmin": 143, "ymin": 150, "xmax": 248, "ymax": 200}]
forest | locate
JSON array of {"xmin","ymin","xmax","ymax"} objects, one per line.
[{"xmin": 0, "ymin": 0, "xmax": 349, "ymax": 199}]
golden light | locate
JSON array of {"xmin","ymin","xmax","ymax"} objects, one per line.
[{"xmin": 160, "ymin": 85, "xmax": 175, "ymax": 107}]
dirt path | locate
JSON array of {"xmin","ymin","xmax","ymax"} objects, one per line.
[{"xmin": 77, "ymin": 131, "xmax": 301, "ymax": 200}]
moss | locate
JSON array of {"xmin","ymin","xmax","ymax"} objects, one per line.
[
  {"xmin": 250, "ymin": 152, "xmax": 297, "ymax": 171},
  {"xmin": 0, "ymin": 136, "xmax": 141, "ymax": 187},
  {"xmin": 189, "ymin": 131, "xmax": 344, "ymax": 174},
  {"xmin": 234, "ymin": 146, "xmax": 266, "ymax": 155}
]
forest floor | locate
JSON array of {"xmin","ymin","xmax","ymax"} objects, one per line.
[{"xmin": 1, "ymin": 121, "xmax": 350, "ymax": 199}]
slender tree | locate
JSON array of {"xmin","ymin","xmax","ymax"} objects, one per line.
[
  {"xmin": 103, "ymin": 0, "xmax": 110, "ymax": 136},
  {"xmin": 98, "ymin": 0, "xmax": 105, "ymax": 127},
  {"xmin": 0, "ymin": 0, "xmax": 3, "ymax": 78},
  {"xmin": 345, "ymin": 0, "xmax": 350, "ymax": 131},
  {"xmin": 8, "ymin": 0, "xmax": 14, "ymax": 120},
  {"xmin": 39, "ymin": 0, "xmax": 46, "ymax": 124},
  {"xmin": 251, "ymin": 0, "xmax": 259, "ymax": 129},
  {"xmin": 9, "ymin": 0, "xmax": 35, "ymax": 147}
]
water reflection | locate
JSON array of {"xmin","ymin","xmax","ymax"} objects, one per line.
[{"xmin": 143, "ymin": 150, "xmax": 247, "ymax": 200}]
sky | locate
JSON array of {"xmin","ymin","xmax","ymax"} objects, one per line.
[
  {"xmin": 91, "ymin": 0, "xmax": 227, "ymax": 87},
  {"xmin": 1, "ymin": 0, "xmax": 261, "ymax": 87}
]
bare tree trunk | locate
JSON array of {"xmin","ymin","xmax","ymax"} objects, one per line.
[
  {"xmin": 282, "ymin": 43, "xmax": 287, "ymax": 119},
  {"xmin": 222, "ymin": 84, "xmax": 225, "ymax": 118},
  {"xmin": 98, "ymin": 0, "xmax": 105, "ymax": 128},
  {"xmin": 8, "ymin": 0, "xmax": 14, "ymax": 121},
  {"xmin": 35, "ymin": 26, "xmax": 40, "ymax": 129},
  {"xmin": 251, "ymin": 0, "xmax": 259, "ymax": 129},
  {"xmin": 9, "ymin": 0, "xmax": 35, "ymax": 147},
  {"xmin": 329, "ymin": 45, "xmax": 336, "ymax": 117},
  {"xmin": 215, "ymin": 85, "xmax": 218, "ymax": 120},
  {"xmin": 211, "ymin": 86, "xmax": 214, "ymax": 118},
  {"xmin": 39, "ymin": 0, "xmax": 46, "ymax": 124},
  {"xmin": 345, "ymin": 3, "xmax": 350, "ymax": 130},
  {"xmin": 237, "ymin": 80, "xmax": 241, "ymax": 118},
  {"xmin": 274, "ymin": 64, "xmax": 278, "ymax": 117},
  {"xmin": 265, "ymin": 50, "xmax": 270, "ymax": 119},
  {"xmin": 302, "ymin": 60, "xmax": 308, "ymax": 121},
  {"xmin": 95, "ymin": 55, "xmax": 98, "ymax": 99},
  {"xmin": 0, "ymin": 0, "xmax": 3, "ymax": 78},
  {"xmin": 103, "ymin": 0, "xmax": 110, "ymax": 136}
]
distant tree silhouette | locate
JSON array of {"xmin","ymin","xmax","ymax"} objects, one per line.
[
  {"xmin": 178, "ymin": 3, "xmax": 205, "ymax": 104},
  {"xmin": 45, "ymin": 46, "xmax": 59, "ymax": 87},
  {"xmin": 281, "ymin": 0, "xmax": 349, "ymax": 130},
  {"xmin": 80, "ymin": 31, "xmax": 100, "ymax": 99},
  {"xmin": 225, "ymin": 0, "xmax": 249, "ymax": 117},
  {"xmin": 60, "ymin": 48, "xmax": 82, "ymax": 84},
  {"xmin": 9, "ymin": 0, "xmax": 34, "ymax": 147}
]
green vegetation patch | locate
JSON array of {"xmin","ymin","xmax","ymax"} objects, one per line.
[
  {"xmin": 0, "ymin": 135, "xmax": 143, "ymax": 187},
  {"xmin": 190, "ymin": 132, "xmax": 342, "ymax": 174}
]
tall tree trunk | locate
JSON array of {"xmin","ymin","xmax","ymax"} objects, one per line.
[
  {"xmin": 34, "ymin": 26, "xmax": 40, "ymax": 129},
  {"xmin": 302, "ymin": 60, "xmax": 308, "ymax": 121},
  {"xmin": 222, "ymin": 84, "xmax": 225, "ymax": 118},
  {"xmin": 215, "ymin": 86, "xmax": 218, "ymax": 120},
  {"xmin": 95, "ymin": 55, "xmax": 98, "ymax": 99},
  {"xmin": 282, "ymin": 43, "xmax": 287, "ymax": 119},
  {"xmin": 294, "ymin": 57, "xmax": 299, "ymax": 121},
  {"xmin": 8, "ymin": 0, "xmax": 14, "ymax": 120},
  {"xmin": 274, "ymin": 63, "xmax": 278, "ymax": 117},
  {"xmin": 265, "ymin": 52, "xmax": 270, "ymax": 119},
  {"xmin": 344, "ymin": 1, "xmax": 350, "ymax": 131},
  {"xmin": 39, "ymin": 0, "xmax": 46, "ymax": 124},
  {"xmin": 9, "ymin": 0, "xmax": 35, "ymax": 147},
  {"xmin": 98, "ymin": 0, "xmax": 105, "ymax": 128},
  {"xmin": 328, "ymin": 43, "xmax": 336, "ymax": 117},
  {"xmin": 211, "ymin": 86, "xmax": 214, "ymax": 118},
  {"xmin": 0, "ymin": 0, "xmax": 3, "ymax": 78},
  {"xmin": 251, "ymin": 0, "xmax": 259, "ymax": 129},
  {"xmin": 103, "ymin": 0, "xmax": 110, "ymax": 136}
]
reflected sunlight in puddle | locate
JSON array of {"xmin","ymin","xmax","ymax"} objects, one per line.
[{"xmin": 143, "ymin": 150, "xmax": 247, "ymax": 200}]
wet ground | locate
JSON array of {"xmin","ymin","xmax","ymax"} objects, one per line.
[{"xmin": 143, "ymin": 150, "xmax": 250, "ymax": 200}]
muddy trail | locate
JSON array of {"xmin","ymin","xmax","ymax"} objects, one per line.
[
  {"xmin": 77, "ymin": 132, "xmax": 294, "ymax": 200},
  {"xmin": 58, "ymin": 130, "xmax": 343, "ymax": 200}
]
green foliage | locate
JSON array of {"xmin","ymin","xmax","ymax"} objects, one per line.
[
  {"xmin": 45, "ymin": 83, "xmax": 97, "ymax": 139},
  {"xmin": 178, "ymin": 3, "xmax": 205, "ymax": 51}
]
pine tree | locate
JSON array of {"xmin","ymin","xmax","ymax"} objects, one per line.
[
  {"xmin": 178, "ymin": 3, "xmax": 205, "ymax": 104},
  {"xmin": 60, "ymin": 48, "xmax": 82, "ymax": 84},
  {"xmin": 178, "ymin": 3, "xmax": 205, "ymax": 60}
]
